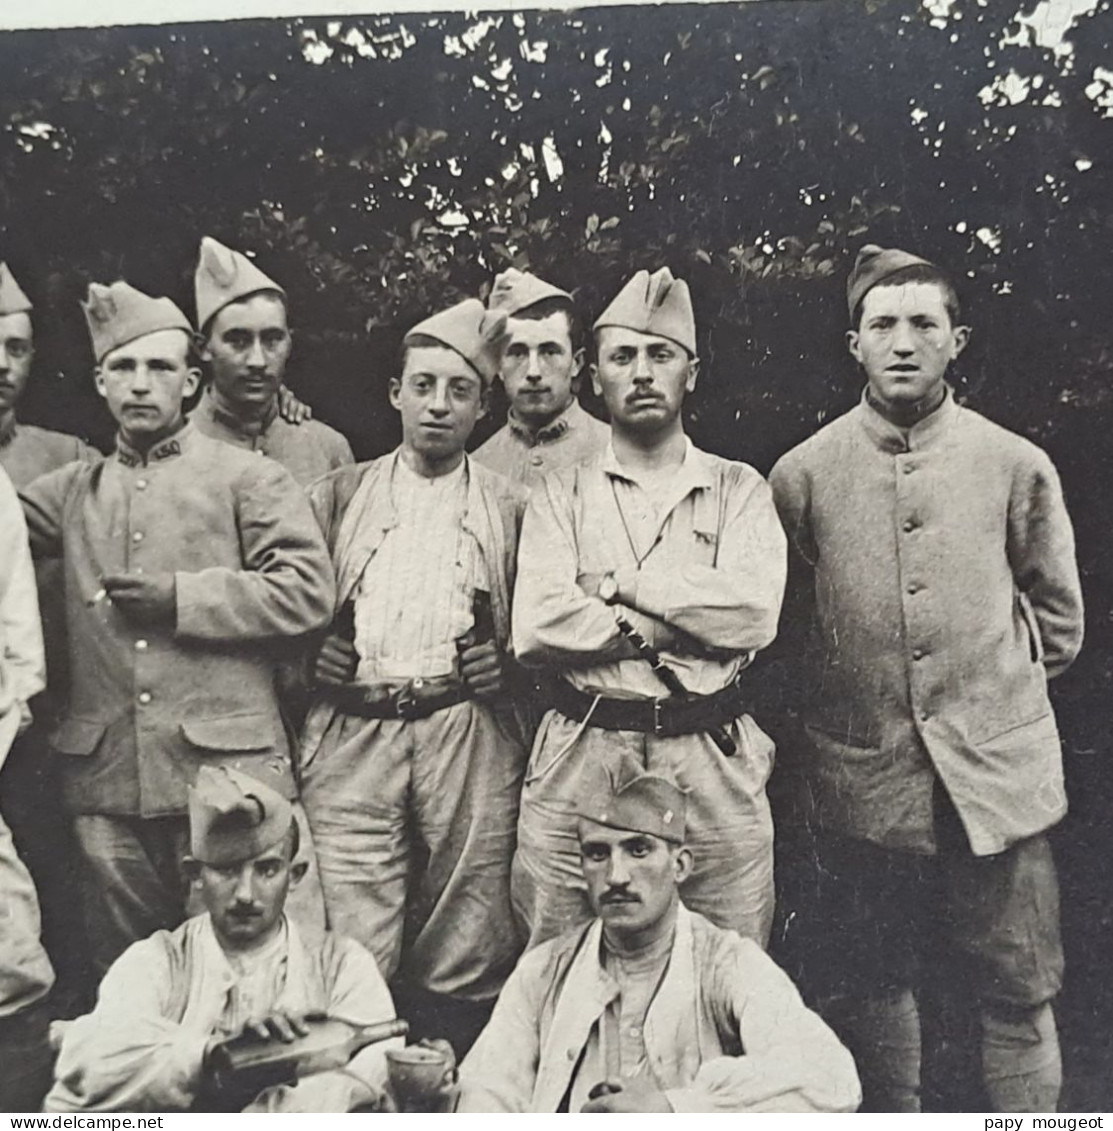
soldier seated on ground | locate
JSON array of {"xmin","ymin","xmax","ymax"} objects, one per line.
[
  {"xmin": 458, "ymin": 755, "xmax": 861, "ymax": 1113},
  {"xmin": 45, "ymin": 766, "xmax": 401, "ymax": 1114}
]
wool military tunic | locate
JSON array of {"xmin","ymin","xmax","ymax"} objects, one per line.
[
  {"xmin": 190, "ymin": 385, "xmax": 353, "ymax": 487},
  {"xmin": 472, "ymin": 399, "xmax": 609, "ymax": 487},
  {"xmin": 770, "ymin": 389, "xmax": 1084, "ymax": 856},
  {"xmin": 19, "ymin": 424, "xmax": 335, "ymax": 818},
  {"xmin": 0, "ymin": 418, "xmax": 99, "ymax": 491}
]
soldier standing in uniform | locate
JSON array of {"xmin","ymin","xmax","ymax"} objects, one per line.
[
  {"xmin": 0, "ymin": 262, "xmax": 99, "ymax": 484},
  {"xmin": 20, "ymin": 280, "xmax": 335, "ymax": 974},
  {"xmin": 512, "ymin": 267, "xmax": 787, "ymax": 950},
  {"xmin": 0, "ymin": 260, "xmax": 99, "ymax": 1012},
  {"xmin": 472, "ymin": 267, "xmax": 607, "ymax": 486},
  {"xmin": 770, "ymin": 246, "xmax": 1084, "ymax": 1112},
  {"xmin": 191, "ymin": 236, "xmax": 353, "ymax": 485},
  {"xmin": 0, "ymin": 462, "xmax": 55, "ymax": 1111},
  {"xmin": 299, "ymin": 299, "xmax": 525, "ymax": 1043}
]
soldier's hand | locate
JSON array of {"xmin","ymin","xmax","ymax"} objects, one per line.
[
  {"xmin": 277, "ymin": 384, "xmax": 313, "ymax": 425},
  {"xmin": 315, "ymin": 633, "xmax": 358, "ymax": 686},
  {"xmin": 581, "ymin": 1079, "xmax": 672, "ymax": 1113},
  {"xmin": 102, "ymin": 572, "xmax": 176, "ymax": 625},
  {"xmin": 245, "ymin": 1010, "xmax": 311, "ymax": 1044},
  {"xmin": 458, "ymin": 640, "xmax": 504, "ymax": 700}
]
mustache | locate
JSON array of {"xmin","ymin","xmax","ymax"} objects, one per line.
[{"xmin": 600, "ymin": 889, "xmax": 641, "ymax": 905}]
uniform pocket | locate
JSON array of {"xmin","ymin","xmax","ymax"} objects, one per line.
[
  {"xmin": 180, "ymin": 713, "xmax": 276, "ymax": 753},
  {"xmin": 50, "ymin": 717, "xmax": 108, "ymax": 757}
]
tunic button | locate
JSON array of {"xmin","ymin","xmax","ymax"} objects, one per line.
[
  {"xmin": 138, "ymin": 691, "xmax": 152, "ymax": 705},
  {"xmin": 903, "ymin": 463, "xmax": 915, "ymax": 475},
  {"xmin": 136, "ymin": 478, "xmax": 149, "ymax": 490},
  {"xmin": 132, "ymin": 531, "xmax": 144, "ymax": 543},
  {"xmin": 919, "ymin": 710, "xmax": 930, "ymax": 722},
  {"xmin": 912, "ymin": 648, "xmax": 924, "ymax": 660},
  {"xmin": 531, "ymin": 454, "xmax": 543, "ymax": 466},
  {"xmin": 136, "ymin": 639, "xmax": 149, "ymax": 651},
  {"xmin": 902, "ymin": 519, "xmax": 916, "ymax": 533},
  {"xmin": 907, "ymin": 583, "xmax": 920, "ymax": 595}
]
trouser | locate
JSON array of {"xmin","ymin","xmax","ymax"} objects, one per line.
[
  {"xmin": 798, "ymin": 796, "xmax": 1063, "ymax": 1113},
  {"xmin": 512, "ymin": 709, "xmax": 776, "ymax": 950},
  {"xmin": 0, "ymin": 997, "xmax": 54, "ymax": 1113},
  {"xmin": 0, "ymin": 724, "xmax": 90, "ymax": 1012},
  {"xmin": 72, "ymin": 802, "xmax": 326, "ymax": 976},
  {"xmin": 300, "ymin": 699, "xmax": 523, "ymax": 1002}
]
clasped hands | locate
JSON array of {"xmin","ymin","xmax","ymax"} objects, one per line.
[{"xmin": 314, "ymin": 634, "xmax": 505, "ymax": 701}]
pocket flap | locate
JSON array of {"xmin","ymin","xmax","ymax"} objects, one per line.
[
  {"xmin": 181, "ymin": 714, "xmax": 275, "ymax": 753},
  {"xmin": 51, "ymin": 717, "xmax": 108, "ymax": 757}
]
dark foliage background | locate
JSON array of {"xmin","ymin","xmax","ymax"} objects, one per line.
[{"xmin": 1, "ymin": 0, "xmax": 1109, "ymax": 1108}]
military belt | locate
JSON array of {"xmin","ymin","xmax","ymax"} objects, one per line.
[
  {"xmin": 548, "ymin": 678, "xmax": 746, "ymax": 741},
  {"xmin": 324, "ymin": 676, "xmax": 470, "ymax": 721}
]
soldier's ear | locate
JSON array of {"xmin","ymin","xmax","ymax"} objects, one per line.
[
  {"xmin": 388, "ymin": 377, "xmax": 402, "ymax": 412},
  {"xmin": 93, "ymin": 367, "xmax": 108, "ymax": 400},
  {"xmin": 570, "ymin": 347, "xmax": 587, "ymax": 391},
  {"xmin": 590, "ymin": 361, "xmax": 602, "ymax": 398},
  {"xmin": 951, "ymin": 324, "xmax": 971, "ymax": 359},
  {"xmin": 182, "ymin": 856, "xmax": 202, "ymax": 884},
  {"xmin": 674, "ymin": 845, "xmax": 694, "ymax": 885},
  {"xmin": 183, "ymin": 367, "xmax": 202, "ymax": 400},
  {"xmin": 846, "ymin": 329, "xmax": 863, "ymax": 365},
  {"xmin": 289, "ymin": 859, "xmax": 309, "ymax": 887},
  {"xmin": 685, "ymin": 355, "xmax": 700, "ymax": 394}
]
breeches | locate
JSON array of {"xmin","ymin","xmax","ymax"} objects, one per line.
[
  {"xmin": 72, "ymin": 803, "xmax": 326, "ymax": 975},
  {"xmin": 299, "ymin": 700, "xmax": 524, "ymax": 1001},
  {"xmin": 511, "ymin": 709, "xmax": 776, "ymax": 950}
]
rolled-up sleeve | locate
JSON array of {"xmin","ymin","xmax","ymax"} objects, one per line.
[
  {"xmin": 625, "ymin": 472, "xmax": 787, "ymax": 653},
  {"xmin": 512, "ymin": 475, "xmax": 635, "ymax": 668}
]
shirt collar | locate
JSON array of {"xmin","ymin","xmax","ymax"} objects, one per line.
[
  {"xmin": 115, "ymin": 420, "xmax": 192, "ymax": 468},
  {"xmin": 0, "ymin": 411, "xmax": 16, "ymax": 449},
  {"xmin": 202, "ymin": 383, "xmax": 278, "ymax": 439},
  {"xmin": 601, "ymin": 435, "xmax": 716, "ymax": 493},
  {"xmin": 507, "ymin": 398, "xmax": 583, "ymax": 446},
  {"xmin": 856, "ymin": 383, "xmax": 960, "ymax": 453}
]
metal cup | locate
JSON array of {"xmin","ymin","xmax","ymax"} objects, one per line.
[{"xmin": 385, "ymin": 1045, "xmax": 456, "ymax": 1113}]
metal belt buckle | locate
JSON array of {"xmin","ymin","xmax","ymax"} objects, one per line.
[
  {"xmin": 652, "ymin": 698, "xmax": 664, "ymax": 736},
  {"xmin": 395, "ymin": 677, "xmax": 423, "ymax": 721}
]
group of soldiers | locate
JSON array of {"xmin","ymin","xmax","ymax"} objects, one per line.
[{"xmin": 0, "ymin": 236, "xmax": 1083, "ymax": 1113}]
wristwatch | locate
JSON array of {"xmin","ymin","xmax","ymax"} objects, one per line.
[{"xmin": 598, "ymin": 571, "xmax": 619, "ymax": 605}]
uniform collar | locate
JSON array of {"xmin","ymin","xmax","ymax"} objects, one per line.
[
  {"xmin": 201, "ymin": 383, "xmax": 279, "ymax": 439},
  {"xmin": 115, "ymin": 420, "xmax": 192, "ymax": 468},
  {"xmin": 0, "ymin": 411, "xmax": 16, "ymax": 449},
  {"xmin": 507, "ymin": 397, "xmax": 585, "ymax": 446},
  {"xmin": 857, "ymin": 383, "xmax": 960, "ymax": 453}
]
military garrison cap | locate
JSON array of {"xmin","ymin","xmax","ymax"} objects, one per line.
[
  {"xmin": 577, "ymin": 752, "xmax": 687, "ymax": 845},
  {"xmin": 82, "ymin": 281, "xmax": 193, "ymax": 364},
  {"xmin": 188, "ymin": 765, "xmax": 293, "ymax": 867},
  {"xmin": 195, "ymin": 236, "xmax": 286, "ymax": 331},
  {"xmin": 487, "ymin": 267, "xmax": 572, "ymax": 318},
  {"xmin": 847, "ymin": 244, "xmax": 936, "ymax": 321},
  {"xmin": 0, "ymin": 263, "xmax": 32, "ymax": 316},
  {"xmin": 593, "ymin": 267, "xmax": 696, "ymax": 356},
  {"xmin": 404, "ymin": 298, "xmax": 508, "ymax": 385}
]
